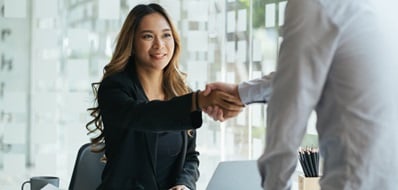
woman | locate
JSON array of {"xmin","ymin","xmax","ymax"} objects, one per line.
[{"xmin": 86, "ymin": 3, "xmax": 242, "ymax": 190}]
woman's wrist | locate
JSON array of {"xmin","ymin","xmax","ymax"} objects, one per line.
[{"xmin": 195, "ymin": 90, "xmax": 201, "ymax": 111}]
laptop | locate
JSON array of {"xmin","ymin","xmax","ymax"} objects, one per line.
[{"xmin": 206, "ymin": 160, "xmax": 263, "ymax": 190}]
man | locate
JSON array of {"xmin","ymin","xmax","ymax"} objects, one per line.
[{"xmin": 204, "ymin": 0, "xmax": 398, "ymax": 189}]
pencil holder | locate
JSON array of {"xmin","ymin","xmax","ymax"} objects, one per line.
[{"xmin": 298, "ymin": 175, "xmax": 320, "ymax": 190}]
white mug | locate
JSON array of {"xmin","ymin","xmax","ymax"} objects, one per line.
[{"xmin": 21, "ymin": 176, "xmax": 59, "ymax": 190}]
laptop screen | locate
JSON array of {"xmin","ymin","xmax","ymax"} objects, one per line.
[{"xmin": 206, "ymin": 160, "xmax": 263, "ymax": 190}]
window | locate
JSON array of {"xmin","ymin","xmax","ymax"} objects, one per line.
[{"xmin": 0, "ymin": 0, "xmax": 317, "ymax": 189}]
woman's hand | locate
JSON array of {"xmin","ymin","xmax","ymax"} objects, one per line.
[
  {"xmin": 199, "ymin": 90, "xmax": 244, "ymax": 121},
  {"xmin": 201, "ymin": 82, "xmax": 244, "ymax": 121}
]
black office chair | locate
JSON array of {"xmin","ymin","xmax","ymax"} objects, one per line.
[{"xmin": 69, "ymin": 143, "xmax": 105, "ymax": 190}]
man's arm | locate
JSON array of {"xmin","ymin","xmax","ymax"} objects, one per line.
[
  {"xmin": 258, "ymin": 0, "xmax": 339, "ymax": 189},
  {"xmin": 202, "ymin": 72, "xmax": 274, "ymax": 121},
  {"xmin": 238, "ymin": 72, "xmax": 274, "ymax": 105}
]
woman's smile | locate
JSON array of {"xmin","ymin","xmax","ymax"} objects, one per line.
[{"xmin": 150, "ymin": 52, "xmax": 167, "ymax": 60}]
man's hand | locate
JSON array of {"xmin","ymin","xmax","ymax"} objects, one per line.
[
  {"xmin": 203, "ymin": 82, "xmax": 240, "ymax": 99},
  {"xmin": 202, "ymin": 82, "xmax": 243, "ymax": 121}
]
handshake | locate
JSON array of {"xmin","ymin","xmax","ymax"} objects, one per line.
[{"xmin": 196, "ymin": 82, "xmax": 244, "ymax": 122}]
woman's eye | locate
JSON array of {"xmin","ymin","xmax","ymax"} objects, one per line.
[
  {"xmin": 163, "ymin": 33, "xmax": 172, "ymax": 38},
  {"xmin": 143, "ymin": 34, "xmax": 153, "ymax": 39}
]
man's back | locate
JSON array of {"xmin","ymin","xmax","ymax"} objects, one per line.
[
  {"xmin": 258, "ymin": 0, "xmax": 398, "ymax": 189},
  {"xmin": 316, "ymin": 0, "xmax": 398, "ymax": 189}
]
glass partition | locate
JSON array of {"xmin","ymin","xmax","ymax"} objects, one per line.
[{"xmin": 0, "ymin": 0, "xmax": 318, "ymax": 189}]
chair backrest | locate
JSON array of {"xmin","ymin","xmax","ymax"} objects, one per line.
[{"xmin": 69, "ymin": 143, "xmax": 105, "ymax": 190}]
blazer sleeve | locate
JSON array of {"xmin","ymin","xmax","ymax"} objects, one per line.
[
  {"xmin": 98, "ymin": 75, "xmax": 202, "ymax": 131},
  {"xmin": 175, "ymin": 130, "xmax": 200, "ymax": 190}
]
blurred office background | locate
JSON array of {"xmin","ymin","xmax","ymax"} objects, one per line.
[{"xmin": 0, "ymin": 0, "xmax": 318, "ymax": 189}]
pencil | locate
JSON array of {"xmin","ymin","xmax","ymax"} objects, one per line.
[
  {"xmin": 298, "ymin": 148, "xmax": 311, "ymax": 177},
  {"xmin": 305, "ymin": 148, "xmax": 316, "ymax": 177},
  {"xmin": 298, "ymin": 146, "xmax": 320, "ymax": 177}
]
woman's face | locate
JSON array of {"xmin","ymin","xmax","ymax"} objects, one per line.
[{"xmin": 134, "ymin": 13, "xmax": 175, "ymax": 71}]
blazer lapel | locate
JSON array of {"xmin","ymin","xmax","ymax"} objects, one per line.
[
  {"xmin": 144, "ymin": 133, "xmax": 158, "ymax": 176},
  {"xmin": 182, "ymin": 131, "xmax": 188, "ymax": 156}
]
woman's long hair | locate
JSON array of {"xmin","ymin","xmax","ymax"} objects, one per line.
[{"xmin": 86, "ymin": 3, "xmax": 190, "ymax": 151}]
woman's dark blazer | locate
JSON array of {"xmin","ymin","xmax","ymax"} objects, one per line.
[{"xmin": 96, "ymin": 63, "xmax": 202, "ymax": 190}]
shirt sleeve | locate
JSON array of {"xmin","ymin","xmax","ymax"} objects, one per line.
[
  {"xmin": 238, "ymin": 72, "xmax": 274, "ymax": 105},
  {"xmin": 257, "ymin": 1, "xmax": 339, "ymax": 189}
]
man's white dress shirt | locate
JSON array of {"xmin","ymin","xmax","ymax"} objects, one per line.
[{"xmin": 239, "ymin": 0, "xmax": 398, "ymax": 189}]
